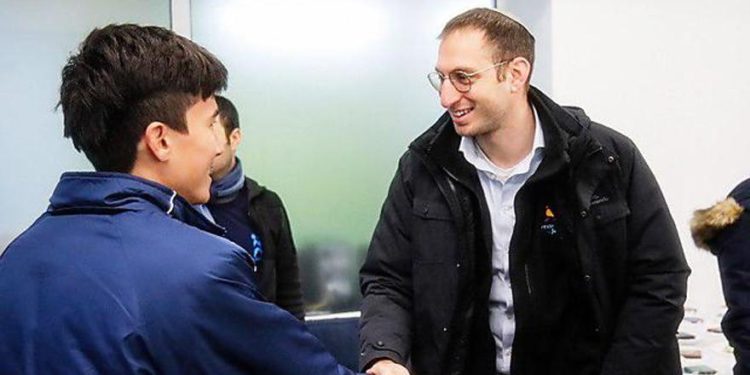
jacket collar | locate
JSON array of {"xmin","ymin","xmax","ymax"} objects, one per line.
[
  {"xmin": 49, "ymin": 172, "xmax": 224, "ymax": 235},
  {"xmin": 244, "ymin": 177, "xmax": 266, "ymax": 201}
]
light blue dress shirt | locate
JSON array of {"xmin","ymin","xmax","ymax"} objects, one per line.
[{"xmin": 458, "ymin": 106, "xmax": 545, "ymax": 374}]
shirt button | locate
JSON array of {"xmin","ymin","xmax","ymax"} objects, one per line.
[
  {"xmin": 607, "ymin": 155, "xmax": 615, "ymax": 163},
  {"xmin": 583, "ymin": 274, "xmax": 592, "ymax": 283},
  {"xmin": 580, "ymin": 209, "xmax": 588, "ymax": 218},
  {"xmin": 376, "ymin": 340, "xmax": 384, "ymax": 347},
  {"xmin": 443, "ymin": 327, "xmax": 448, "ymax": 332},
  {"xmin": 456, "ymin": 263, "xmax": 461, "ymax": 268}
]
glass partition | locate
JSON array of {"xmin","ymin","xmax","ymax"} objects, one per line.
[
  {"xmin": 0, "ymin": 1, "xmax": 171, "ymax": 249},
  {"xmin": 191, "ymin": 0, "xmax": 491, "ymax": 313}
]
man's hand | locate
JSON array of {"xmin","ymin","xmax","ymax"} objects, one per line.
[{"xmin": 366, "ymin": 359, "xmax": 410, "ymax": 375}]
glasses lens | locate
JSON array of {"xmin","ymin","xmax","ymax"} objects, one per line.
[
  {"xmin": 449, "ymin": 72, "xmax": 471, "ymax": 93},
  {"xmin": 427, "ymin": 72, "xmax": 443, "ymax": 92}
]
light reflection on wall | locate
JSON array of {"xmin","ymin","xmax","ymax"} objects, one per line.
[{"xmin": 215, "ymin": 1, "xmax": 387, "ymax": 58}]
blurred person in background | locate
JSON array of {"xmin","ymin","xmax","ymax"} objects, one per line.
[
  {"xmin": 201, "ymin": 95, "xmax": 304, "ymax": 320},
  {"xmin": 692, "ymin": 178, "xmax": 750, "ymax": 375}
]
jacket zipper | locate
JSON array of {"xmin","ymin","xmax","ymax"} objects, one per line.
[{"xmin": 524, "ymin": 264, "xmax": 532, "ymax": 296}]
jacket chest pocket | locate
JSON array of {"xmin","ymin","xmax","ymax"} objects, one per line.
[
  {"xmin": 591, "ymin": 200, "xmax": 630, "ymax": 226},
  {"xmin": 411, "ymin": 198, "xmax": 457, "ymax": 264},
  {"xmin": 588, "ymin": 198, "xmax": 630, "ymax": 267},
  {"xmin": 588, "ymin": 174, "xmax": 630, "ymax": 226}
]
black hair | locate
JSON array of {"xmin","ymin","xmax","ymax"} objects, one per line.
[
  {"xmin": 59, "ymin": 24, "xmax": 228, "ymax": 172},
  {"xmin": 215, "ymin": 95, "xmax": 240, "ymax": 141}
]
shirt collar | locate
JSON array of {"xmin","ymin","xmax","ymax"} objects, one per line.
[
  {"xmin": 530, "ymin": 104, "xmax": 545, "ymax": 151},
  {"xmin": 459, "ymin": 103, "xmax": 546, "ymax": 179}
]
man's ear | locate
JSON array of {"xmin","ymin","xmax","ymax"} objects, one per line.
[
  {"xmin": 507, "ymin": 57, "xmax": 532, "ymax": 92},
  {"xmin": 228, "ymin": 128, "xmax": 242, "ymax": 153},
  {"xmin": 142, "ymin": 122, "xmax": 172, "ymax": 162}
]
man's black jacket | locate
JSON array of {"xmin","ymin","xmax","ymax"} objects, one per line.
[
  {"xmin": 359, "ymin": 87, "xmax": 690, "ymax": 375},
  {"xmin": 235, "ymin": 177, "xmax": 305, "ymax": 320}
]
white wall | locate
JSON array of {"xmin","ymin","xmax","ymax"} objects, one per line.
[
  {"xmin": 500, "ymin": 0, "xmax": 553, "ymax": 93},
  {"xmin": 549, "ymin": 0, "xmax": 750, "ymax": 315}
]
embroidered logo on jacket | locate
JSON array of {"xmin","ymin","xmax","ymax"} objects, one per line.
[
  {"xmin": 249, "ymin": 233, "xmax": 264, "ymax": 272},
  {"xmin": 541, "ymin": 205, "xmax": 558, "ymax": 236},
  {"xmin": 591, "ymin": 193, "xmax": 610, "ymax": 206}
]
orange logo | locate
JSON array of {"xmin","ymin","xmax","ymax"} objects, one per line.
[{"xmin": 545, "ymin": 206, "xmax": 555, "ymax": 219}]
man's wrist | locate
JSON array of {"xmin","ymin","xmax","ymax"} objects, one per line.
[{"xmin": 365, "ymin": 357, "xmax": 400, "ymax": 370}]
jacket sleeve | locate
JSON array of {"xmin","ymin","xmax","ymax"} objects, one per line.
[
  {"xmin": 715, "ymin": 207, "xmax": 750, "ymax": 375},
  {"xmin": 170, "ymin": 248, "xmax": 357, "ymax": 375},
  {"xmin": 359, "ymin": 157, "xmax": 414, "ymax": 371},
  {"xmin": 600, "ymin": 146, "xmax": 690, "ymax": 374},
  {"xmin": 271, "ymin": 193, "xmax": 306, "ymax": 320}
]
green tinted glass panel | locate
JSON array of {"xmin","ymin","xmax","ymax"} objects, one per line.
[{"xmin": 191, "ymin": 0, "xmax": 487, "ymax": 250}]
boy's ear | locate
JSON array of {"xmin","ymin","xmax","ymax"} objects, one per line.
[{"xmin": 143, "ymin": 122, "xmax": 172, "ymax": 162}]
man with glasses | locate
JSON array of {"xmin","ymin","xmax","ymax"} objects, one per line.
[{"xmin": 359, "ymin": 8, "xmax": 689, "ymax": 375}]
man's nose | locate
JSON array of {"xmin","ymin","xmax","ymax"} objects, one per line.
[
  {"xmin": 439, "ymin": 81, "xmax": 462, "ymax": 109},
  {"xmin": 212, "ymin": 129, "xmax": 223, "ymax": 156}
]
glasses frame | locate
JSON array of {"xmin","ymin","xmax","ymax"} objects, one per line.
[{"xmin": 427, "ymin": 61, "xmax": 509, "ymax": 93}]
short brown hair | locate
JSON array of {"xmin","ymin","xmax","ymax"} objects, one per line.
[{"xmin": 440, "ymin": 8, "xmax": 535, "ymax": 78}]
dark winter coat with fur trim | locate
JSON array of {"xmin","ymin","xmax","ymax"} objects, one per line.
[{"xmin": 691, "ymin": 178, "xmax": 750, "ymax": 375}]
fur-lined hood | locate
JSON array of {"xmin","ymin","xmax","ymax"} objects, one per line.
[
  {"xmin": 691, "ymin": 178, "xmax": 750, "ymax": 251},
  {"xmin": 691, "ymin": 198, "xmax": 745, "ymax": 251}
]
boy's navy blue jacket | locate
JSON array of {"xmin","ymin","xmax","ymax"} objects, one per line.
[{"xmin": 0, "ymin": 172, "xmax": 355, "ymax": 375}]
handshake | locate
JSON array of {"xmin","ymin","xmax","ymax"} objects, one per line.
[{"xmin": 366, "ymin": 359, "xmax": 411, "ymax": 375}]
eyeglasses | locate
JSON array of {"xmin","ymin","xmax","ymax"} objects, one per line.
[{"xmin": 427, "ymin": 61, "xmax": 508, "ymax": 93}]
